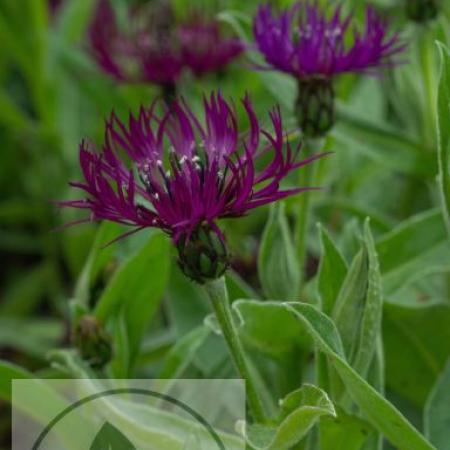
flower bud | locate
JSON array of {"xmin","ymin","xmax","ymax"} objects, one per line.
[
  {"xmin": 295, "ymin": 78, "xmax": 335, "ymax": 138},
  {"xmin": 73, "ymin": 316, "xmax": 112, "ymax": 368},
  {"xmin": 177, "ymin": 224, "xmax": 229, "ymax": 284},
  {"xmin": 406, "ymin": 0, "xmax": 439, "ymax": 22}
]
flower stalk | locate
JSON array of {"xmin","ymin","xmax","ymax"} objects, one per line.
[
  {"xmin": 204, "ymin": 277, "xmax": 267, "ymax": 423},
  {"xmin": 295, "ymin": 138, "xmax": 324, "ymax": 279}
]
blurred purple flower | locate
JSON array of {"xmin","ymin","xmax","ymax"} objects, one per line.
[
  {"xmin": 179, "ymin": 17, "xmax": 244, "ymax": 77},
  {"xmin": 49, "ymin": 0, "xmax": 63, "ymax": 15},
  {"xmin": 88, "ymin": 0, "xmax": 244, "ymax": 91},
  {"xmin": 88, "ymin": 0, "xmax": 184, "ymax": 89},
  {"xmin": 62, "ymin": 93, "xmax": 325, "ymax": 246},
  {"xmin": 253, "ymin": 2, "xmax": 404, "ymax": 79}
]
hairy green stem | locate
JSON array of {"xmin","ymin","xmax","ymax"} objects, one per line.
[
  {"xmin": 419, "ymin": 31, "xmax": 437, "ymax": 149},
  {"xmin": 204, "ymin": 277, "xmax": 267, "ymax": 423},
  {"xmin": 295, "ymin": 138, "xmax": 325, "ymax": 280}
]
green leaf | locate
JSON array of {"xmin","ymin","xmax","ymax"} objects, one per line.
[
  {"xmin": 235, "ymin": 300, "xmax": 312, "ymax": 360},
  {"xmin": 74, "ymin": 221, "xmax": 122, "ymax": 306},
  {"xmin": 110, "ymin": 310, "xmax": 131, "ymax": 378},
  {"xmin": 436, "ymin": 42, "xmax": 450, "ymax": 236},
  {"xmin": 284, "ymin": 302, "xmax": 435, "ymax": 450},
  {"xmin": 351, "ymin": 221, "xmax": 383, "ymax": 378},
  {"xmin": 90, "ymin": 421, "xmax": 136, "ymax": 450},
  {"xmin": 246, "ymin": 384, "xmax": 336, "ymax": 450},
  {"xmin": 317, "ymin": 224, "xmax": 348, "ymax": 315},
  {"xmin": 56, "ymin": 0, "xmax": 96, "ymax": 43},
  {"xmin": 0, "ymin": 90, "xmax": 33, "ymax": 130},
  {"xmin": 0, "ymin": 262, "xmax": 53, "ymax": 316},
  {"xmin": 320, "ymin": 408, "xmax": 374, "ymax": 450},
  {"xmin": 95, "ymin": 232, "xmax": 171, "ymax": 372},
  {"xmin": 332, "ymin": 247, "xmax": 368, "ymax": 361},
  {"xmin": 376, "ymin": 209, "xmax": 447, "ymax": 274},
  {"xmin": 158, "ymin": 326, "xmax": 210, "ymax": 379},
  {"xmin": 335, "ymin": 103, "xmax": 434, "ymax": 177},
  {"xmin": 375, "ymin": 209, "xmax": 450, "ymax": 296},
  {"xmin": 383, "ymin": 302, "xmax": 450, "ymax": 407},
  {"xmin": 424, "ymin": 357, "xmax": 450, "ymax": 450},
  {"xmin": 0, "ymin": 360, "xmax": 31, "ymax": 402},
  {"xmin": 226, "ymin": 270, "xmax": 259, "ymax": 301},
  {"xmin": 0, "ymin": 318, "xmax": 64, "ymax": 360},
  {"xmin": 258, "ymin": 203, "xmax": 300, "ymax": 300}
]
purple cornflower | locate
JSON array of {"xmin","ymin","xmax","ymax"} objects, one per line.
[
  {"xmin": 88, "ymin": 0, "xmax": 184, "ymax": 95},
  {"xmin": 254, "ymin": 2, "xmax": 403, "ymax": 79},
  {"xmin": 62, "ymin": 93, "xmax": 325, "ymax": 282},
  {"xmin": 253, "ymin": 2, "xmax": 405, "ymax": 136},
  {"xmin": 178, "ymin": 17, "xmax": 244, "ymax": 77}
]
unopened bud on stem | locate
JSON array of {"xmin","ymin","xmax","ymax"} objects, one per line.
[{"xmin": 73, "ymin": 315, "xmax": 112, "ymax": 368}]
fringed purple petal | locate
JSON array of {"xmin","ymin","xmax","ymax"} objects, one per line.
[
  {"xmin": 253, "ymin": 1, "xmax": 405, "ymax": 79},
  {"xmin": 179, "ymin": 18, "xmax": 244, "ymax": 77},
  {"xmin": 63, "ymin": 92, "xmax": 325, "ymax": 242}
]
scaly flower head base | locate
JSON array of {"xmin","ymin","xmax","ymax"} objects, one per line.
[
  {"xmin": 177, "ymin": 223, "xmax": 229, "ymax": 283},
  {"xmin": 406, "ymin": 0, "xmax": 439, "ymax": 22},
  {"xmin": 295, "ymin": 77, "xmax": 334, "ymax": 138},
  {"xmin": 62, "ymin": 92, "xmax": 326, "ymax": 283}
]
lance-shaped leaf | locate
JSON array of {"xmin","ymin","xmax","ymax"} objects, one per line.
[
  {"xmin": 258, "ymin": 202, "xmax": 300, "ymax": 301},
  {"xmin": 424, "ymin": 358, "xmax": 450, "ymax": 450},
  {"xmin": 245, "ymin": 384, "xmax": 336, "ymax": 450},
  {"xmin": 317, "ymin": 224, "xmax": 348, "ymax": 315},
  {"xmin": 158, "ymin": 326, "xmax": 210, "ymax": 379},
  {"xmin": 332, "ymin": 220, "xmax": 383, "ymax": 378},
  {"xmin": 436, "ymin": 42, "xmax": 450, "ymax": 236},
  {"xmin": 74, "ymin": 221, "xmax": 122, "ymax": 306},
  {"xmin": 95, "ymin": 232, "xmax": 170, "ymax": 373}
]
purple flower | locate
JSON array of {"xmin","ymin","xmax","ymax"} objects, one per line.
[
  {"xmin": 253, "ymin": 2, "xmax": 404, "ymax": 79},
  {"xmin": 62, "ymin": 93, "xmax": 325, "ymax": 279},
  {"xmin": 88, "ymin": 0, "xmax": 184, "ymax": 88},
  {"xmin": 253, "ymin": 2, "xmax": 404, "ymax": 137},
  {"xmin": 179, "ymin": 17, "xmax": 244, "ymax": 77}
]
